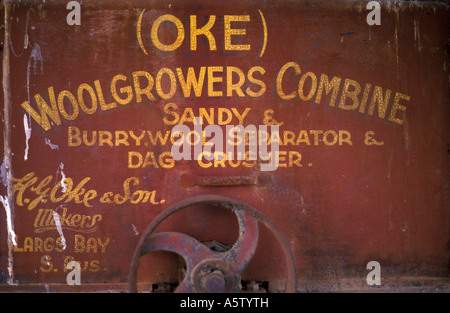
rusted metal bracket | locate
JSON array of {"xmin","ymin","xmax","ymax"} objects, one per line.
[
  {"xmin": 180, "ymin": 173, "xmax": 272, "ymax": 188},
  {"xmin": 129, "ymin": 195, "xmax": 297, "ymax": 293}
]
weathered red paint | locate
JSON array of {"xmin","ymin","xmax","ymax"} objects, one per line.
[{"xmin": 0, "ymin": 0, "xmax": 449, "ymax": 292}]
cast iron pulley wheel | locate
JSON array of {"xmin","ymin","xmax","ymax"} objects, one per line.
[{"xmin": 128, "ymin": 195, "xmax": 297, "ymax": 293}]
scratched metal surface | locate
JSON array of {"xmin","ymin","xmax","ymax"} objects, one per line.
[{"xmin": 0, "ymin": 0, "xmax": 449, "ymax": 292}]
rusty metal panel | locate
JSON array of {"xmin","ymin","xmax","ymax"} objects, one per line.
[{"xmin": 0, "ymin": 0, "xmax": 449, "ymax": 292}]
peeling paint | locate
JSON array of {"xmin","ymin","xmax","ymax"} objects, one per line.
[
  {"xmin": 23, "ymin": 114, "xmax": 31, "ymax": 160},
  {"xmin": 52, "ymin": 210, "xmax": 67, "ymax": 250},
  {"xmin": 9, "ymin": 7, "xmax": 32, "ymax": 58},
  {"xmin": 0, "ymin": 196, "xmax": 17, "ymax": 246},
  {"xmin": 2, "ymin": 0, "xmax": 16, "ymax": 286},
  {"xmin": 45, "ymin": 138, "xmax": 59, "ymax": 150},
  {"xmin": 58, "ymin": 162, "xmax": 67, "ymax": 193},
  {"xmin": 132, "ymin": 223, "xmax": 139, "ymax": 236},
  {"xmin": 0, "ymin": 194, "xmax": 17, "ymax": 285},
  {"xmin": 27, "ymin": 43, "xmax": 44, "ymax": 90},
  {"xmin": 24, "ymin": 43, "xmax": 44, "ymax": 158},
  {"xmin": 0, "ymin": 157, "xmax": 10, "ymax": 187}
]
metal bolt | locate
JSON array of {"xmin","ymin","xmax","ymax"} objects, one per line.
[{"xmin": 201, "ymin": 270, "xmax": 226, "ymax": 293}]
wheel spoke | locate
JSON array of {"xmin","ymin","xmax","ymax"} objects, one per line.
[
  {"xmin": 224, "ymin": 207, "xmax": 259, "ymax": 274},
  {"xmin": 140, "ymin": 231, "xmax": 217, "ymax": 273}
]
